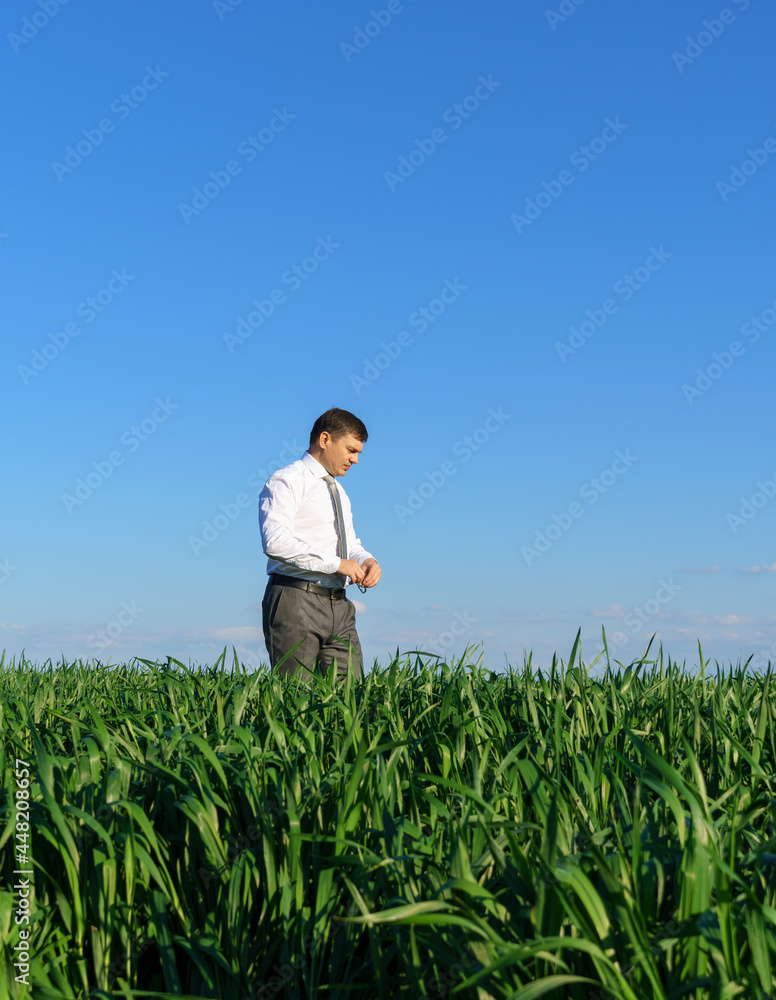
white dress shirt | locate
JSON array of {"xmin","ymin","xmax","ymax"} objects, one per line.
[{"xmin": 259, "ymin": 451, "xmax": 374, "ymax": 587}]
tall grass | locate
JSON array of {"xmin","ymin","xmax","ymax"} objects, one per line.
[{"xmin": 1, "ymin": 639, "xmax": 776, "ymax": 999}]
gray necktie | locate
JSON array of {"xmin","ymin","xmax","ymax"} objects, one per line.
[{"xmin": 323, "ymin": 474, "xmax": 348, "ymax": 584}]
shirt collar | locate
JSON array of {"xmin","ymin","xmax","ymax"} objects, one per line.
[{"xmin": 302, "ymin": 451, "xmax": 331, "ymax": 479}]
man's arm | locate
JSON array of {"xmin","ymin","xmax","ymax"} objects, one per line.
[{"xmin": 259, "ymin": 476, "xmax": 340, "ymax": 575}]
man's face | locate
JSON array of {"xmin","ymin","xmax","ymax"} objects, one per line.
[{"xmin": 319, "ymin": 432, "xmax": 363, "ymax": 477}]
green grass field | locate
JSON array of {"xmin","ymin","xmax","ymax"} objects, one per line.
[{"xmin": 2, "ymin": 639, "xmax": 776, "ymax": 999}]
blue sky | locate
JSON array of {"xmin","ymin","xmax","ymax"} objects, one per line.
[{"xmin": 2, "ymin": 0, "xmax": 775, "ymax": 672}]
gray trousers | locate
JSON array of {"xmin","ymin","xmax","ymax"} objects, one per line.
[{"xmin": 262, "ymin": 578, "xmax": 364, "ymax": 679}]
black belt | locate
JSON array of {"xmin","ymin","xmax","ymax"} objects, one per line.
[{"xmin": 268, "ymin": 573, "xmax": 347, "ymax": 600}]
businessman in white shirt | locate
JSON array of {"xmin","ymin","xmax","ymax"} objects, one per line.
[{"xmin": 259, "ymin": 408, "xmax": 381, "ymax": 679}]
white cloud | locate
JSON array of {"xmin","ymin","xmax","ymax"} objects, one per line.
[
  {"xmin": 591, "ymin": 604, "xmax": 626, "ymax": 619},
  {"xmin": 740, "ymin": 564, "xmax": 776, "ymax": 575},
  {"xmin": 206, "ymin": 626, "xmax": 262, "ymax": 641},
  {"xmin": 677, "ymin": 565, "xmax": 722, "ymax": 574},
  {"xmin": 682, "ymin": 611, "xmax": 755, "ymax": 626}
]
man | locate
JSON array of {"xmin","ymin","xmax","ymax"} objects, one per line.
[{"xmin": 259, "ymin": 408, "xmax": 381, "ymax": 679}]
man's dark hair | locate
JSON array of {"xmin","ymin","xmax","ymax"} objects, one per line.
[{"xmin": 309, "ymin": 408, "xmax": 368, "ymax": 449}]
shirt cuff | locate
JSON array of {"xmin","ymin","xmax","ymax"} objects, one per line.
[{"xmin": 321, "ymin": 555, "xmax": 342, "ymax": 575}]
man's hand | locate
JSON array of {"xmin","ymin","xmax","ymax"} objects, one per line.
[
  {"xmin": 339, "ymin": 559, "xmax": 366, "ymax": 585},
  {"xmin": 359, "ymin": 558, "xmax": 381, "ymax": 588}
]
